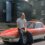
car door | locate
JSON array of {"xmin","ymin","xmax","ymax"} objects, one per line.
[{"xmin": 34, "ymin": 22, "xmax": 45, "ymax": 35}]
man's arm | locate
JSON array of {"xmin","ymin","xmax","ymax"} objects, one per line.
[
  {"xmin": 16, "ymin": 19, "xmax": 19, "ymax": 28},
  {"xmin": 24, "ymin": 19, "xmax": 27, "ymax": 32}
]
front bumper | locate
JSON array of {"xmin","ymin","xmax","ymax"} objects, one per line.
[{"xmin": 0, "ymin": 36, "xmax": 20, "ymax": 42}]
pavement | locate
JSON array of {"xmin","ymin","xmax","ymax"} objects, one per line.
[{"xmin": 33, "ymin": 41, "xmax": 45, "ymax": 45}]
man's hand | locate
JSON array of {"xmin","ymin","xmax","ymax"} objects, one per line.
[
  {"xmin": 25, "ymin": 28, "xmax": 27, "ymax": 32},
  {"xmin": 21, "ymin": 28, "xmax": 27, "ymax": 32}
]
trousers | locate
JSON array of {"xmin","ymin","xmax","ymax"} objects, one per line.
[{"xmin": 18, "ymin": 28, "xmax": 33, "ymax": 45}]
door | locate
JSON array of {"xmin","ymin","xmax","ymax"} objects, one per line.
[{"xmin": 16, "ymin": 1, "xmax": 32, "ymax": 21}]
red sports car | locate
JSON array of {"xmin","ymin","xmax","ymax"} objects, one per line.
[{"xmin": 0, "ymin": 21, "xmax": 45, "ymax": 44}]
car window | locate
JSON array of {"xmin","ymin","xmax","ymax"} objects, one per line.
[
  {"xmin": 27, "ymin": 22, "xmax": 35, "ymax": 28},
  {"xmin": 35, "ymin": 22, "xmax": 44, "ymax": 28},
  {"xmin": 27, "ymin": 22, "xmax": 44, "ymax": 28}
]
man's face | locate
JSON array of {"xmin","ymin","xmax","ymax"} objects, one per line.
[{"xmin": 21, "ymin": 13, "xmax": 25, "ymax": 19}]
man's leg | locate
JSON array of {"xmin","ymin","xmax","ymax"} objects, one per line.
[
  {"xmin": 19, "ymin": 29, "xmax": 27, "ymax": 45},
  {"xmin": 18, "ymin": 29, "xmax": 24, "ymax": 45},
  {"xmin": 27, "ymin": 32, "xmax": 33, "ymax": 45}
]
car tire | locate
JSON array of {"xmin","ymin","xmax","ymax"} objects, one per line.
[
  {"xmin": 3, "ymin": 41, "xmax": 10, "ymax": 44},
  {"xmin": 44, "ymin": 36, "xmax": 45, "ymax": 40}
]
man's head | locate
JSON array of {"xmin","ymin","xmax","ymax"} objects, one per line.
[{"xmin": 20, "ymin": 12, "xmax": 25, "ymax": 19}]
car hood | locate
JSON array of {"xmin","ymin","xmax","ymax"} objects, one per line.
[
  {"xmin": 0, "ymin": 28, "xmax": 35, "ymax": 37},
  {"xmin": 0, "ymin": 28, "xmax": 19, "ymax": 37}
]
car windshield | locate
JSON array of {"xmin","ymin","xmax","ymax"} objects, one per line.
[
  {"xmin": 27, "ymin": 21, "xmax": 35, "ymax": 28},
  {"xmin": 27, "ymin": 21, "xmax": 43, "ymax": 28}
]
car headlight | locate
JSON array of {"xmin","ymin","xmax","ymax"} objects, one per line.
[
  {"xmin": 9, "ymin": 39, "xmax": 12, "ymax": 42},
  {"xmin": 0, "ymin": 38, "xmax": 4, "ymax": 44},
  {"xmin": 9, "ymin": 38, "xmax": 20, "ymax": 42}
]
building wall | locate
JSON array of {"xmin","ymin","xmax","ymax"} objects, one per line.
[
  {"xmin": 0, "ymin": 0, "xmax": 3, "ymax": 22},
  {"xmin": 29, "ymin": 0, "xmax": 45, "ymax": 20},
  {"xmin": 0, "ymin": 0, "xmax": 13, "ymax": 22},
  {"xmin": 13, "ymin": 0, "xmax": 45, "ymax": 21},
  {"xmin": 13, "ymin": 0, "xmax": 32, "ymax": 21},
  {"xmin": 1, "ymin": 0, "xmax": 45, "ymax": 22},
  {"xmin": 0, "ymin": 0, "xmax": 6, "ymax": 22},
  {"xmin": 0, "ymin": 0, "xmax": 33, "ymax": 22}
]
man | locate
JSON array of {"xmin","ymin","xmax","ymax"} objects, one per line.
[
  {"xmin": 16, "ymin": 12, "xmax": 33, "ymax": 45},
  {"xmin": 16, "ymin": 12, "xmax": 27, "ymax": 45}
]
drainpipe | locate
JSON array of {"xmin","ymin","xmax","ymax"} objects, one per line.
[{"xmin": 6, "ymin": 0, "xmax": 12, "ymax": 22}]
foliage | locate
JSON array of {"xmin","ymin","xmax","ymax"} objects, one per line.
[{"xmin": 31, "ymin": 15, "xmax": 37, "ymax": 19}]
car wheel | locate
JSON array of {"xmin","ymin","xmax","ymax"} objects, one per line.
[
  {"xmin": 3, "ymin": 41, "xmax": 10, "ymax": 44},
  {"xmin": 44, "ymin": 36, "xmax": 45, "ymax": 40}
]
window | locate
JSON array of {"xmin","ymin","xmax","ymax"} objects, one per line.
[
  {"xmin": 41, "ymin": 10, "xmax": 45, "ymax": 15},
  {"xmin": 25, "ymin": 0, "xmax": 29, "ymax": 2},
  {"xmin": 27, "ymin": 22, "xmax": 34, "ymax": 28},
  {"xmin": 27, "ymin": 22, "xmax": 44, "ymax": 28},
  {"xmin": 30, "ymin": 1, "xmax": 34, "ymax": 6},
  {"xmin": 41, "ymin": 1, "xmax": 44, "ymax": 6},
  {"xmin": 35, "ymin": 22, "xmax": 43, "ymax": 28},
  {"xmin": 33, "ymin": 9, "xmax": 36, "ymax": 15}
]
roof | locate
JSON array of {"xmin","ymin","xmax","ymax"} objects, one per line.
[{"xmin": 28, "ymin": 20, "xmax": 43, "ymax": 24}]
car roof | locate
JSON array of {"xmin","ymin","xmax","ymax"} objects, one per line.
[{"xmin": 28, "ymin": 21, "xmax": 43, "ymax": 24}]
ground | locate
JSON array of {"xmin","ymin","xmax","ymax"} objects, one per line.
[{"xmin": 33, "ymin": 41, "xmax": 45, "ymax": 45}]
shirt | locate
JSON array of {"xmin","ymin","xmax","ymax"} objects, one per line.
[{"xmin": 16, "ymin": 18, "xmax": 27, "ymax": 29}]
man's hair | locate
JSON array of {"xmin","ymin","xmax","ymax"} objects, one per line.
[{"xmin": 20, "ymin": 12, "xmax": 25, "ymax": 17}]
